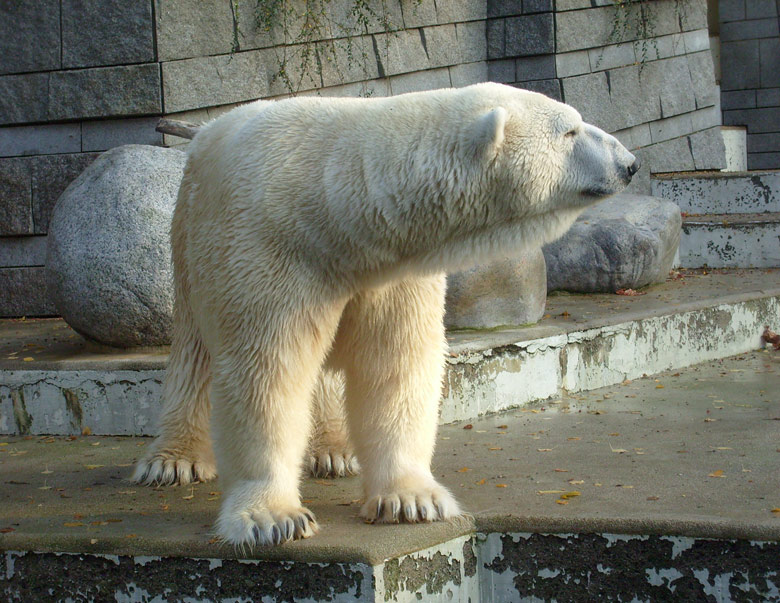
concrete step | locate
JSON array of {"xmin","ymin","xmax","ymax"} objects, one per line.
[
  {"xmin": 2, "ymin": 270, "xmax": 780, "ymax": 435},
  {"xmin": 2, "ymin": 352, "xmax": 778, "ymax": 601},
  {"xmin": 679, "ymin": 213, "xmax": 780, "ymax": 268},
  {"xmin": 652, "ymin": 170, "xmax": 780, "ymax": 215}
]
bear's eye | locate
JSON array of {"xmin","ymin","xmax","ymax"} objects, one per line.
[{"xmin": 564, "ymin": 128, "xmax": 578, "ymax": 138}]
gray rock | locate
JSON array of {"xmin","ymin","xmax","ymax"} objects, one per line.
[
  {"xmin": 46, "ymin": 145, "xmax": 186, "ymax": 347},
  {"xmin": 544, "ymin": 194, "xmax": 681, "ymax": 293},
  {"xmin": 445, "ymin": 249, "xmax": 547, "ymax": 329}
]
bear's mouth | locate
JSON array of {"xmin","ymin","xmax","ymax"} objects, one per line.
[{"xmin": 582, "ymin": 187, "xmax": 614, "ymax": 198}]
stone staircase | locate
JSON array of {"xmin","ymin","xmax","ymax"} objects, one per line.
[
  {"xmin": 652, "ymin": 170, "xmax": 780, "ymax": 268},
  {"xmin": 2, "ymin": 270, "xmax": 780, "ymax": 601}
]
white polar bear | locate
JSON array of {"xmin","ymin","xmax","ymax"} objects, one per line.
[{"xmin": 133, "ymin": 83, "xmax": 638, "ymax": 547}]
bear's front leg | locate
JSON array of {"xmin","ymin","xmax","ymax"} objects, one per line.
[
  {"xmin": 211, "ymin": 301, "xmax": 345, "ymax": 547},
  {"xmin": 333, "ymin": 274, "xmax": 461, "ymax": 523}
]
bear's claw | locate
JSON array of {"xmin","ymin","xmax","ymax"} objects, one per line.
[
  {"xmin": 308, "ymin": 451, "xmax": 359, "ymax": 478},
  {"xmin": 133, "ymin": 453, "xmax": 217, "ymax": 486},
  {"xmin": 218, "ymin": 505, "xmax": 318, "ymax": 547},
  {"xmin": 361, "ymin": 485, "xmax": 460, "ymax": 524}
]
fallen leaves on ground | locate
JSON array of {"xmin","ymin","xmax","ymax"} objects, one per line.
[
  {"xmin": 616, "ymin": 288, "xmax": 645, "ymax": 296},
  {"xmin": 761, "ymin": 326, "xmax": 780, "ymax": 350},
  {"xmin": 457, "ymin": 467, "xmax": 470, "ymax": 473},
  {"xmin": 708, "ymin": 470, "xmax": 725, "ymax": 478}
]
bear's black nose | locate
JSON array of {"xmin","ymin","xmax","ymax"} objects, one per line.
[{"xmin": 627, "ymin": 158, "xmax": 640, "ymax": 177}]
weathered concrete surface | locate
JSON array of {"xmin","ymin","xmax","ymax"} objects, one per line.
[
  {"xmin": 680, "ymin": 213, "xmax": 780, "ymax": 268},
  {"xmin": 2, "ymin": 269, "xmax": 780, "ymax": 433},
  {"xmin": 1, "ymin": 352, "xmax": 778, "ymax": 600},
  {"xmin": 652, "ymin": 170, "xmax": 780, "ymax": 215}
]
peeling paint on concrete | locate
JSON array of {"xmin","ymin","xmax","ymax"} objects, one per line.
[
  {"xmin": 680, "ymin": 219, "xmax": 780, "ymax": 268},
  {"xmin": 0, "ymin": 551, "xmax": 372, "ymax": 602},
  {"xmin": 9, "ymin": 390, "xmax": 31, "ymax": 435},
  {"xmin": 479, "ymin": 532, "xmax": 780, "ymax": 602}
]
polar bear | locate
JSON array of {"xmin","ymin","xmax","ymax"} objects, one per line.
[{"xmin": 133, "ymin": 83, "xmax": 638, "ymax": 547}]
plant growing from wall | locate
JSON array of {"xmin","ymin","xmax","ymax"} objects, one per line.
[{"xmin": 230, "ymin": 0, "xmax": 418, "ymax": 96}]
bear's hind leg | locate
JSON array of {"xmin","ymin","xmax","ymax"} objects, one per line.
[
  {"xmin": 333, "ymin": 274, "xmax": 461, "ymax": 524},
  {"xmin": 133, "ymin": 299, "xmax": 216, "ymax": 487},
  {"xmin": 212, "ymin": 300, "xmax": 345, "ymax": 547},
  {"xmin": 307, "ymin": 367, "xmax": 359, "ymax": 478}
]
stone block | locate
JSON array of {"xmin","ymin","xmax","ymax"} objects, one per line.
[
  {"xmin": 555, "ymin": 6, "xmax": 616, "ymax": 53},
  {"xmin": 0, "ymin": 158, "xmax": 32, "ymax": 236},
  {"xmin": 505, "ymin": 13, "xmax": 554, "ymax": 57},
  {"xmin": 689, "ymin": 127, "xmax": 727, "ymax": 170},
  {"xmin": 748, "ymin": 152, "xmax": 780, "ymax": 170},
  {"xmin": 163, "ymin": 51, "xmax": 272, "ymax": 113},
  {"xmin": 679, "ymin": 0, "xmax": 708, "ymax": 31},
  {"xmin": 724, "ymin": 107, "xmax": 780, "ymax": 133},
  {"xmin": 32, "ymin": 153, "xmax": 100, "ymax": 234},
  {"xmin": 155, "ymin": 0, "xmax": 235, "ymax": 61},
  {"xmin": 556, "ymin": 50, "xmax": 591, "ymax": 78},
  {"xmin": 611, "ymin": 64, "xmax": 661, "ymax": 128},
  {"xmin": 487, "ymin": 0, "xmax": 523, "ymax": 18},
  {"xmin": 642, "ymin": 136, "xmax": 695, "ymax": 172},
  {"xmin": 516, "ymin": 79, "xmax": 561, "ymax": 101},
  {"xmin": 0, "ymin": 124, "xmax": 81, "ymax": 158},
  {"xmin": 376, "ymin": 29, "xmax": 430, "ymax": 77},
  {"xmin": 487, "ymin": 59, "xmax": 515, "ymax": 83},
  {"xmin": 361, "ymin": 0, "xmax": 405, "ymax": 34},
  {"xmin": 401, "ymin": 0, "xmax": 438, "ymax": 28},
  {"xmin": 746, "ymin": 0, "xmax": 778, "ymax": 19},
  {"xmin": 435, "ymin": 0, "xmax": 486, "ymax": 24},
  {"xmin": 719, "ymin": 0, "xmax": 745, "ymax": 22},
  {"xmin": 62, "ymin": 0, "xmax": 154, "ymax": 68},
  {"xmin": 422, "ymin": 25, "xmax": 459, "ymax": 68},
  {"xmin": 721, "ymin": 90, "xmax": 756, "ymax": 110},
  {"xmin": 523, "ymin": 0, "xmax": 553, "ymax": 13},
  {"xmin": 690, "ymin": 106, "xmax": 721, "ymax": 132},
  {"xmin": 614, "ymin": 122, "xmax": 652, "ymax": 149},
  {"xmin": 589, "ymin": 42, "xmax": 636, "ymax": 72},
  {"xmin": 487, "ymin": 19, "xmax": 505, "ymax": 59},
  {"xmin": 634, "ymin": 33, "xmax": 685, "ymax": 62},
  {"xmin": 0, "ymin": 236, "xmax": 47, "ymax": 268},
  {"xmin": 81, "ymin": 118, "xmax": 163, "ymax": 152},
  {"xmin": 445, "ymin": 249, "xmax": 546, "ymax": 329},
  {"xmin": 720, "ymin": 40, "xmax": 761, "ymax": 90},
  {"xmin": 318, "ymin": 36, "xmax": 381, "ymax": 89},
  {"xmin": 450, "ymin": 62, "xmax": 488, "ymax": 87},
  {"xmin": 456, "ymin": 20, "xmax": 487, "ymax": 63},
  {"xmin": 748, "ymin": 132, "xmax": 780, "ymax": 152},
  {"xmin": 47, "ymin": 145, "xmax": 186, "ymax": 346},
  {"xmin": 0, "ymin": 267, "xmax": 55, "ymax": 317},
  {"xmin": 515, "ymin": 54, "xmax": 555, "ymax": 81},
  {"xmin": 555, "ymin": 0, "xmax": 594, "ymax": 10},
  {"xmin": 49, "ymin": 64, "xmax": 162, "ymax": 121},
  {"xmin": 0, "ymin": 0, "xmax": 60, "ymax": 75},
  {"xmin": 657, "ymin": 57, "xmax": 697, "ymax": 117},
  {"xmin": 562, "ymin": 72, "xmax": 614, "ymax": 131},
  {"xmin": 757, "ymin": 88, "xmax": 780, "ymax": 107},
  {"xmin": 760, "ymin": 39, "xmax": 780, "ymax": 89},
  {"xmin": 389, "ymin": 68, "xmax": 451, "ymax": 95},
  {"xmin": 682, "ymin": 28, "xmax": 710, "ymax": 53},
  {"xmin": 0, "ymin": 73, "xmax": 49, "ymax": 126},
  {"xmin": 649, "ymin": 113, "xmax": 694, "ymax": 144},
  {"xmin": 721, "ymin": 17, "xmax": 779, "ymax": 42},
  {"xmin": 544, "ymin": 194, "xmax": 681, "ymax": 293},
  {"xmin": 687, "ymin": 51, "xmax": 719, "ymax": 109}
]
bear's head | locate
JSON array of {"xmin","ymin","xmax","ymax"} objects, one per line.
[{"xmin": 465, "ymin": 83, "xmax": 639, "ymax": 217}]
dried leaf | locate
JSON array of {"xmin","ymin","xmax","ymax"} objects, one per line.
[
  {"xmin": 496, "ymin": 484, "xmax": 507, "ymax": 488},
  {"xmin": 81, "ymin": 427, "xmax": 92, "ymax": 436},
  {"xmin": 457, "ymin": 467, "xmax": 470, "ymax": 473},
  {"xmin": 0, "ymin": 527, "xmax": 15, "ymax": 533},
  {"xmin": 567, "ymin": 437, "xmax": 581, "ymax": 441},
  {"xmin": 555, "ymin": 499, "xmax": 568, "ymax": 505},
  {"xmin": 488, "ymin": 447, "xmax": 503, "ymax": 451},
  {"xmin": 497, "ymin": 424, "xmax": 508, "ymax": 429},
  {"xmin": 647, "ymin": 496, "xmax": 660, "ymax": 501},
  {"xmin": 554, "ymin": 468, "xmax": 569, "ymax": 472},
  {"xmin": 615, "ymin": 288, "xmax": 645, "ymax": 296},
  {"xmin": 63, "ymin": 522, "xmax": 84, "ymax": 527},
  {"xmin": 560, "ymin": 491, "xmax": 581, "ymax": 500},
  {"xmin": 475, "ymin": 478, "xmax": 486, "ymax": 485},
  {"xmin": 84, "ymin": 465, "xmax": 104, "ymax": 470},
  {"xmin": 708, "ymin": 470, "xmax": 725, "ymax": 478},
  {"xmin": 568, "ymin": 479, "xmax": 585, "ymax": 485},
  {"xmin": 463, "ymin": 424, "xmax": 473, "ymax": 430},
  {"xmin": 772, "ymin": 508, "xmax": 780, "ymax": 515},
  {"xmin": 125, "ymin": 534, "xmax": 137, "ymax": 539},
  {"xmin": 761, "ymin": 326, "xmax": 780, "ymax": 350},
  {"xmin": 537, "ymin": 489, "xmax": 565, "ymax": 495},
  {"xmin": 537, "ymin": 448, "xmax": 552, "ymax": 452},
  {"xmin": 23, "ymin": 357, "xmax": 34, "ymax": 362},
  {"xmin": 655, "ymin": 384, "xmax": 665, "ymax": 389}
]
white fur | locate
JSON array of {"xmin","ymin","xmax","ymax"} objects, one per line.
[{"xmin": 133, "ymin": 83, "xmax": 636, "ymax": 546}]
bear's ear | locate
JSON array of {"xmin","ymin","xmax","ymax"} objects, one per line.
[{"xmin": 467, "ymin": 107, "xmax": 507, "ymax": 159}]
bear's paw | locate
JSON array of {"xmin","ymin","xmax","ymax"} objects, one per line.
[
  {"xmin": 308, "ymin": 450, "xmax": 359, "ymax": 478},
  {"xmin": 133, "ymin": 450, "xmax": 217, "ymax": 487},
  {"xmin": 361, "ymin": 482, "xmax": 461, "ymax": 524}
]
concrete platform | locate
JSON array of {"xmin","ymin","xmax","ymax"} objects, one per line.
[
  {"xmin": 2, "ymin": 269, "xmax": 780, "ymax": 435},
  {"xmin": 2, "ymin": 351, "xmax": 779, "ymax": 601},
  {"xmin": 680, "ymin": 213, "xmax": 780, "ymax": 268}
]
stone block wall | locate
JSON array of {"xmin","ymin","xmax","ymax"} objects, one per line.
[
  {"xmin": 719, "ymin": 0, "xmax": 780, "ymax": 170},
  {"xmin": 489, "ymin": 0, "xmax": 725, "ymax": 192},
  {"xmin": 1, "ymin": 0, "xmax": 726, "ymax": 317}
]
